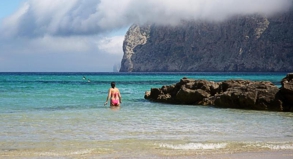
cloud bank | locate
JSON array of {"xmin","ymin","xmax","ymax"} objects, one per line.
[
  {"xmin": 0, "ymin": 0, "xmax": 292, "ymax": 71},
  {"xmin": 1, "ymin": 0, "xmax": 292, "ymax": 38}
]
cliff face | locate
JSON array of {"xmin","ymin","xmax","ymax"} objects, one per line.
[{"xmin": 120, "ymin": 10, "xmax": 293, "ymax": 72}]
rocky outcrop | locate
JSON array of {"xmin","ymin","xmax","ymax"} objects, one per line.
[
  {"xmin": 213, "ymin": 80, "xmax": 282, "ymax": 111},
  {"xmin": 279, "ymin": 73, "xmax": 293, "ymax": 111},
  {"xmin": 120, "ymin": 8, "xmax": 293, "ymax": 72},
  {"xmin": 144, "ymin": 73, "xmax": 293, "ymax": 112}
]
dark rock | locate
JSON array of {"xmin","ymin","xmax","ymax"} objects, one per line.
[
  {"xmin": 150, "ymin": 88, "xmax": 162, "ymax": 99},
  {"xmin": 144, "ymin": 91, "xmax": 151, "ymax": 99},
  {"xmin": 214, "ymin": 80, "xmax": 282, "ymax": 111},
  {"xmin": 279, "ymin": 73, "xmax": 293, "ymax": 111},
  {"xmin": 175, "ymin": 86, "xmax": 210, "ymax": 104},
  {"xmin": 281, "ymin": 73, "xmax": 293, "ymax": 93},
  {"xmin": 144, "ymin": 73, "xmax": 293, "ymax": 112}
]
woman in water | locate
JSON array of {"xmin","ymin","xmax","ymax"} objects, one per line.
[{"xmin": 104, "ymin": 82, "xmax": 122, "ymax": 107}]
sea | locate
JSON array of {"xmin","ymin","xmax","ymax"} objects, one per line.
[{"xmin": 0, "ymin": 72, "xmax": 293, "ymax": 158}]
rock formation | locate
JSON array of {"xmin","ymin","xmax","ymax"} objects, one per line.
[
  {"xmin": 120, "ymin": 25, "xmax": 151, "ymax": 72},
  {"xmin": 120, "ymin": 8, "xmax": 293, "ymax": 72},
  {"xmin": 279, "ymin": 73, "xmax": 293, "ymax": 110},
  {"xmin": 144, "ymin": 73, "xmax": 293, "ymax": 112}
]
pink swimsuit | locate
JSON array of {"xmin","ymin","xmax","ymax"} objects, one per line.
[{"xmin": 111, "ymin": 92, "xmax": 119, "ymax": 106}]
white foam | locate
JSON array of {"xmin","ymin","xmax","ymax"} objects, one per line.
[
  {"xmin": 262, "ymin": 144, "xmax": 293, "ymax": 150},
  {"xmin": 243, "ymin": 142, "xmax": 293, "ymax": 150},
  {"xmin": 159, "ymin": 143, "xmax": 227, "ymax": 150},
  {"xmin": 39, "ymin": 149, "xmax": 95, "ymax": 156}
]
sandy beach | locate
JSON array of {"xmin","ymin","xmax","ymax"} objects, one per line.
[{"xmin": 1, "ymin": 148, "xmax": 293, "ymax": 159}]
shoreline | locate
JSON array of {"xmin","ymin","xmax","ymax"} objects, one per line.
[
  {"xmin": 197, "ymin": 150, "xmax": 293, "ymax": 159},
  {"xmin": 2, "ymin": 149, "xmax": 293, "ymax": 159},
  {"xmin": 1, "ymin": 139, "xmax": 293, "ymax": 158}
]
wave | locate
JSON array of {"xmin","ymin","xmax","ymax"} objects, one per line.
[
  {"xmin": 158, "ymin": 143, "xmax": 227, "ymax": 150},
  {"xmin": 258, "ymin": 143, "xmax": 293, "ymax": 150},
  {"xmin": 158, "ymin": 142, "xmax": 293, "ymax": 151},
  {"xmin": 38, "ymin": 149, "xmax": 96, "ymax": 156}
]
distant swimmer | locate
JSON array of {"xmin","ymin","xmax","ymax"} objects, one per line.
[
  {"xmin": 104, "ymin": 82, "xmax": 122, "ymax": 107},
  {"xmin": 83, "ymin": 76, "xmax": 86, "ymax": 80},
  {"xmin": 88, "ymin": 79, "xmax": 91, "ymax": 82}
]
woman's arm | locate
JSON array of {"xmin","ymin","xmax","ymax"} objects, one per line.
[{"xmin": 104, "ymin": 89, "xmax": 111, "ymax": 105}]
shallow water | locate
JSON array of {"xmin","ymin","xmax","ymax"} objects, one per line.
[{"xmin": 0, "ymin": 72, "xmax": 292, "ymax": 158}]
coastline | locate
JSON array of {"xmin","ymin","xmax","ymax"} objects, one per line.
[
  {"xmin": 2, "ymin": 149, "xmax": 293, "ymax": 159},
  {"xmin": 204, "ymin": 150, "xmax": 293, "ymax": 159},
  {"xmin": 1, "ymin": 139, "xmax": 293, "ymax": 158}
]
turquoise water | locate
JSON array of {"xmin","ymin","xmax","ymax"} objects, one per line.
[{"xmin": 0, "ymin": 72, "xmax": 293, "ymax": 158}]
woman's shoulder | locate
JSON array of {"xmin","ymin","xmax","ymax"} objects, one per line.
[{"xmin": 110, "ymin": 88, "xmax": 119, "ymax": 91}]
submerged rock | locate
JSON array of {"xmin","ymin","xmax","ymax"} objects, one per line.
[{"xmin": 145, "ymin": 73, "xmax": 293, "ymax": 112}]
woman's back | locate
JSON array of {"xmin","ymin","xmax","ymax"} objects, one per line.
[
  {"xmin": 105, "ymin": 82, "xmax": 122, "ymax": 107},
  {"xmin": 110, "ymin": 88, "xmax": 119, "ymax": 98}
]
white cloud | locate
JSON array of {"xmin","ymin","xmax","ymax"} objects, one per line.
[
  {"xmin": 1, "ymin": 0, "xmax": 292, "ymax": 38},
  {"xmin": 28, "ymin": 35, "xmax": 92, "ymax": 54},
  {"xmin": 1, "ymin": 2, "xmax": 30, "ymax": 38},
  {"xmin": 0, "ymin": 35, "xmax": 93, "ymax": 54},
  {"xmin": 97, "ymin": 36, "xmax": 124, "ymax": 55}
]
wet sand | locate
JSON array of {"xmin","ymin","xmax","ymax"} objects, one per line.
[
  {"xmin": 195, "ymin": 150, "xmax": 293, "ymax": 159},
  {"xmin": 3, "ymin": 150, "xmax": 292, "ymax": 159},
  {"xmin": 95, "ymin": 150, "xmax": 293, "ymax": 159}
]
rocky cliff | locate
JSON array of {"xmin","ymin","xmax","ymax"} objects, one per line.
[{"xmin": 120, "ymin": 9, "xmax": 293, "ymax": 72}]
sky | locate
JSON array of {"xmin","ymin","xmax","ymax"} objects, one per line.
[{"xmin": 0, "ymin": 0, "xmax": 292, "ymax": 72}]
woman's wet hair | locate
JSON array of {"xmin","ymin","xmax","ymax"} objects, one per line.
[{"xmin": 111, "ymin": 82, "xmax": 115, "ymax": 88}]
